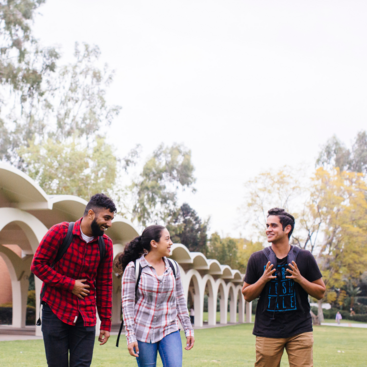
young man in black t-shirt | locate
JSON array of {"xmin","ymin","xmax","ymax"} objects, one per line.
[{"xmin": 242, "ymin": 208, "xmax": 325, "ymax": 367}]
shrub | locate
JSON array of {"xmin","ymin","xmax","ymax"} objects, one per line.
[{"xmin": 351, "ymin": 314, "xmax": 367, "ymax": 322}]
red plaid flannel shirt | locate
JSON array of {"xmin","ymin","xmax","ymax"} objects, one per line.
[{"xmin": 31, "ymin": 218, "xmax": 113, "ymax": 331}]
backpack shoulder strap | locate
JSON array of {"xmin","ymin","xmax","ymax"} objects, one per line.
[
  {"xmin": 262, "ymin": 246, "xmax": 277, "ymax": 267},
  {"xmin": 53, "ymin": 222, "xmax": 75, "ymax": 266},
  {"xmin": 287, "ymin": 245, "xmax": 300, "ymax": 265},
  {"xmin": 134, "ymin": 259, "xmax": 143, "ymax": 295},
  {"xmin": 167, "ymin": 258, "xmax": 178, "ymax": 278},
  {"xmin": 98, "ymin": 236, "xmax": 106, "ymax": 265}
]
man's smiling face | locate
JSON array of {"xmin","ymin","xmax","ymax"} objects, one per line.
[{"xmin": 266, "ymin": 215, "xmax": 290, "ymax": 243}]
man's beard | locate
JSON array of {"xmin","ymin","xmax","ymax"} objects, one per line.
[{"xmin": 91, "ymin": 218, "xmax": 104, "ymax": 237}]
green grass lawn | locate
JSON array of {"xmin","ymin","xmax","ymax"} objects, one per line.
[
  {"xmin": 0, "ymin": 324, "xmax": 366, "ymax": 367},
  {"xmin": 202, "ymin": 312, "xmax": 255, "ymax": 323}
]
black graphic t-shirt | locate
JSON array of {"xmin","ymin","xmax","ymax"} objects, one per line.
[{"xmin": 244, "ymin": 248, "xmax": 322, "ymax": 338}]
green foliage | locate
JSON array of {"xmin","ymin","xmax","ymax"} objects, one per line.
[
  {"xmin": 131, "ymin": 143, "xmax": 196, "ymax": 226},
  {"xmin": 166, "ymin": 203, "xmax": 208, "ymax": 253},
  {"xmin": 27, "ymin": 290, "xmax": 35, "ymax": 307},
  {"xmin": 19, "ymin": 136, "xmax": 117, "ymax": 200},
  {"xmin": 207, "ymin": 233, "xmax": 239, "ymax": 270}
]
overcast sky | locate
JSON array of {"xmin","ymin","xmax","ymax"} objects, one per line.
[{"xmin": 33, "ymin": 1, "xmax": 367, "ymax": 237}]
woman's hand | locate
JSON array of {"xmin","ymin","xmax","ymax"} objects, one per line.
[
  {"xmin": 185, "ymin": 336, "xmax": 195, "ymax": 350},
  {"xmin": 127, "ymin": 341, "xmax": 139, "ymax": 357}
]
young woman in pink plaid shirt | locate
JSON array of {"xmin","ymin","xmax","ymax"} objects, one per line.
[{"xmin": 120, "ymin": 225, "xmax": 195, "ymax": 367}]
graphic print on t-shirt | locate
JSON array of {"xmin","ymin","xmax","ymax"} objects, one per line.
[{"xmin": 266, "ymin": 263, "xmax": 297, "ymax": 312}]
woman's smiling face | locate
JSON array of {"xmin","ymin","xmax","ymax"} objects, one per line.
[{"xmin": 154, "ymin": 228, "xmax": 173, "ymax": 257}]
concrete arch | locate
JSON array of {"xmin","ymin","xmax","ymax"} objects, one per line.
[
  {"xmin": 221, "ymin": 265, "xmax": 234, "ymax": 280},
  {"xmin": 0, "ymin": 209, "xmax": 48, "ymax": 335},
  {"xmin": 0, "ymin": 162, "xmax": 51, "ymax": 210},
  {"xmin": 201, "ymin": 274, "xmax": 217, "ymax": 326},
  {"xmin": 191, "ymin": 252, "xmax": 209, "ymax": 270},
  {"xmin": 0, "ymin": 208, "xmax": 48, "ymax": 254},
  {"xmin": 0, "ymin": 246, "xmax": 32, "ymax": 328},
  {"xmin": 207, "ymin": 259, "xmax": 222, "ymax": 275},
  {"xmin": 184, "ymin": 269, "xmax": 204, "ymax": 327},
  {"xmin": 170, "ymin": 244, "xmax": 192, "ymax": 264}
]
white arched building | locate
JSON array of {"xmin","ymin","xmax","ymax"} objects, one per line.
[{"xmin": 0, "ymin": 163, "xmax": 251, "ymax": 337}]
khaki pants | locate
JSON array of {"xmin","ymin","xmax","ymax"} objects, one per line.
[{"xmin": 255, "ymin": 332, "xmax": 313, "ymax": 367}]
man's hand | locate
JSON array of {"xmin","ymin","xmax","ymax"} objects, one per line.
[
  {"xmin": 72, "ymin": 279, "xmax": 90, "ymax": 299},
  {"xmin": 128, "ymin": 341, "xmax": 139, "ymax": 357},
  {"xmin": 98, "ymin": 330, "xmax": 110, "ymax": 345},
  {"xmin": 286, "ymin": 261, "xmax": 303, "ymax": 283},
  {"xmin": 185, "ymin": 336, "xmax": 195, "ymax": 350},
  {"xmin": 260, "ymin": 261, "xmax": 276, "ymax": 284}
]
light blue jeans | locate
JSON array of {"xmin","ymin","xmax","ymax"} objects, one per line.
[{"xmin": 136, "ymin": 330, "xmax": 183, "ymax": 367}]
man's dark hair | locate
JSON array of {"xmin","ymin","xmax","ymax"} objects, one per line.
[
  {"xmin": 84, "ymin": 193, "xmax": 117, "ymax": 216},
  {"xmin": 267, "ymin": 208, "xmax": 295, "ymax": 238}
]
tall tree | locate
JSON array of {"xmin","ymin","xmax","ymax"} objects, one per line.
[
  {"xmin": 207, "ymin": 233, "xmax": 239, "ymax": 270},
  {"xmin": 311, "ymin": 167, "xmax": 367, "ymax": 321},
  {"xmin": 166, "ymin": 203, "xmax": 208, "ymax": 253},
  {"xmin": 0, "ymin": 0, "xmax": 60, "ymax": 167},
  {"xmin": 131, "ymin": 143, "xmax": 196, "ymax": 227},
  {"xmin": 317, "ymin": 131, "xmax": 367, "ymax": 174}
]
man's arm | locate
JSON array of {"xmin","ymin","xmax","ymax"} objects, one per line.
[
  {"xmin": 242, "ymin": 261, "xmax": 276, "ymax": 302},
  {"xmin": 95, "ymin": 237, "xmax": 113, "ymax": 344},
  {"xmin": 286, "ymin": 261, "xmax": 326, "ymax": 300},
  {"xmin": 31, "ymin": 224, "xmax": 75, "ymax": 292}
]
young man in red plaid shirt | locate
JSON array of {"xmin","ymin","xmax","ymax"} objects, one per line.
[{"xmin": 31, "ymin": 193, "xmax": 116, "ymax": 367}]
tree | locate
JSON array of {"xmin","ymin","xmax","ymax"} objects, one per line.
[
  {"xmin": 312, "ymin": 168, "xmax": 367, "ymax": 321},
  {"xmin": 236, "ymin": 239, "xmax": 264, "ymax": 273},
  {"xmin": 166, "ymin": 203, "xmax": 208, "ymax": 254},
  {"xmin": 19, "ymin": 136, "xmax": 118, "ymax": 200},
  {"xmin": 317, "ymin": 131, "xmax": 367, "ymax": 174},
  {"xmin": 0, "ymin": 0, "xmax": 60, "ymax": 167},
  {"xmin": 239, "ymin": 166, "xmax": 303, "ymax": 241},
  {"xmin": 207, "ymin": 233, "xmax": 239, "ymax": 270},
  {"xmin": 131, "ymin": 143, "xmax": 196, "ymax": 227}
]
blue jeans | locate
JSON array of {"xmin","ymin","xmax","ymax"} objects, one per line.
[
  {"xmin": 136, "ymin": 330, "xmax": 183, "ymax": 367},
  {"xmin": 42, "ymin": 303, "xmax": 95, "ymax": 367}
]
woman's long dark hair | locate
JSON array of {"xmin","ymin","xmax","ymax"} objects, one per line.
[{"xmin": 118, "ymin": 225, "xmax": 165, "ymax": 271}]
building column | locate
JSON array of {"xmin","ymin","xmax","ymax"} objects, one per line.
[
  {"xmin": 245, "ymin": 301, "xmax": 252, "ymax": 323},
  {"xmin": 238, "ymin": 291, "xmax": 245, "ymax": 323},
  {"xmin": 229, "ymin": 288, "xmax": 237, "ymax": 323},
  {"xmin": 207, "ymin": 285, "xmax": 216, "ymax": 326},
  {"xmin": 11, "ymin": 273, "xmax": 29, "ymax": 328}
]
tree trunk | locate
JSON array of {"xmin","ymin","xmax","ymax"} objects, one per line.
[{"xmin": 317, "ymin": 299, "xmax": 324, "ymax": 324}]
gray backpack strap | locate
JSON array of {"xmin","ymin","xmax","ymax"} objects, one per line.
[
  {"xmin": 167, "ymin": 258, "xmax": 178, "ymax": 278},
  {"xmin": 134, "ymin": 259, "xmax": 142, "ymax": 295},
  {"xmin": 287, "ymin": 245, "xmax": 300, "ymax": 264},
  {"xmin": 263, "ymin": 247, "xmax": 277, "ymax": 267}
]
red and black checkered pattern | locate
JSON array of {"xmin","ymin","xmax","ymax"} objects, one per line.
[{"xmin": 31, "ymin": 218, "xmax": 113, "ymax": 331}]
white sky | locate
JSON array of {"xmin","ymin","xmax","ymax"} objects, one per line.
[{"xmin": 33, "ymin": 1, "xmax": 367, "ymax": 237}]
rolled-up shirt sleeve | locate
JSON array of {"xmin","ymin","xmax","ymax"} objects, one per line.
[
  {"xmin": 121, "ymin": 262, "xmax": 137, "ymax": 345},
  {"xmin": 175, "ymin": 266, "xmax": 194, "ymax": 337}
]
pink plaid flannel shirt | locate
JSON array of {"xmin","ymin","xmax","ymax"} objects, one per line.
[{"xmin": 122, "ymin": 255, "xmax": 194, "ymax": 344}]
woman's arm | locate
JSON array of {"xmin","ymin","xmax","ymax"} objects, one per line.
[
  {"xmin": 174, "ymin": 266, "xmax": 195, "ymax": 350},
  {"xmin": 121, "ymin": 263, "xmax": 138, "ymax": 348}
]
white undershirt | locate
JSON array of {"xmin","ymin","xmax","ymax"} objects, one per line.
[{"xmin": 80, "ymin": 227, "xmax": 94, "ymax": 243}]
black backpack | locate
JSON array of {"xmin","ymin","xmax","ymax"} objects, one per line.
[
  {"xmin": 36, "ymin": 222, "xmax": 106, "ymax": 326},
  {"xmin": 261, "ymin": 245, "xmax": 301, "ymax": 319},
  {"xmin": 115, "ymin": 258, "xmax": 178, "ymax": 347}
]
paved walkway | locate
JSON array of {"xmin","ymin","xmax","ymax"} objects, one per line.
[{"xmin": 321, "ymin": 322, "xmax": 367, "ymax": 328}]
